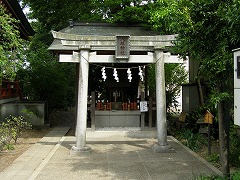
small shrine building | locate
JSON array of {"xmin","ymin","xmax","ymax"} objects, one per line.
[{"xmin": 48, "ymin": 22, "xmax": 181, "ymax": 154}]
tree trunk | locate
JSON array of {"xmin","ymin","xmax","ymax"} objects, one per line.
[
  {"xmin": 197, "ymin": 77, "xmax": 204, "ymax": 107},
  {"xmin": 196, "ymin": 62, "xmax": 204, "ymax": 107},
  {"xmin": 218, "ymin": 99, "xmax": 230, "ymax": 178}
]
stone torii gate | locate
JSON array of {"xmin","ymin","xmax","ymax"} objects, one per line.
[{"xmin": 48, "ymin": 22, "xmax": 180, "ymax": 154}]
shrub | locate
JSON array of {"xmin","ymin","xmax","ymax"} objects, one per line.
[
  {"xmin": 194, "ymin": 174, "xmax": 224, "ymax": 180},
  {"xmin": 0, "ymin": 115, "xmax": 32, "ymax": 150},
  {"xmin": 0, "ymin": 122, "xmax": 12, "ymax": 150},
  {"xmin": 177, "ymin": 129, "xmax": 207, "ymax": 151},
  {"xmin": 232, "ymin": 171, "xmax": 240, "ymax": 180},
  {"xmin": 184, "ymin": 107, "xmax": 205, "ymax": 133},
  {"xmin": 194, "ymin": 170, "xmax": 240, "ymax": 180},
  {"xmin": 229, "ymin": 125, "xmax": 240, "ymax": 168},
  {"xmin": 207, "ymin": 153, "xmax": 220, "ymax": 164}
]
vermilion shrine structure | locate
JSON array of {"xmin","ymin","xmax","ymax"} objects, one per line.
[{"xmin": 49, "ymin": 22, "xmax": 181, "ymax": 154}]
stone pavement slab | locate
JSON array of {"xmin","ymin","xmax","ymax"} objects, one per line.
[
  {"xmin": 0, "ymin": 127, "xmax": 70, "ymax": 180},
  {"xmin": 0, "ymin": 128, "xmax": 222, "ymax": 180}
]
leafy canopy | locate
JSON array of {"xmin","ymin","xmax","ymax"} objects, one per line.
[
  {"xmin": 0, "ymin": 3, "xmax": 25, "ymax": 82},
  {"xmin": 20, "ymin": 0, "xmax": 187, "ymax": 110},
  {"xmin": 148, "ymin": 0, "xmax": 238, "ymax": 99}
]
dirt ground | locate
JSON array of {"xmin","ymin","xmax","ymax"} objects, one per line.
[
  {"xmin": 0, "ymin": 128, "xmax": 51, "ymax": 172},
  {"xmin": 0, "ymin": 109, "xmax": 75, "ymax": 172}
]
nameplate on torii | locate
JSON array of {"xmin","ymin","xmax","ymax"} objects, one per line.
[{"xmin": 115, "ymin": 35, "xmax": 130, "ymax": 61}]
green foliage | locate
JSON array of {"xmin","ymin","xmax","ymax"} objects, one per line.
[
  {"xmin": 148, "ymin": 63, "xmax": 187, "ymax": 111},
  {"xmin": 207, "ymin": 153, "xmax": 220, "ymax": 164},
  {"xmin": 22, "ymin": 0, "xmax": 101, "ymax": 31},
  {"xmin": 148, "ymin": 0, "xmax": 235, "ymax": 94},
  {"xmin": 177, "ymin": 129, "xmax": 207, "ymax": 151},
  {"xmin": 21, "ymin": 109, "xmax": 35, "ymax": 118},
  {"xmin": 182, "ymin": 106, "xmax": 204, "ymax": 133},
  {"xmin": 149, "ymin": 2, "xmax": 236, "ymax": 175},
  {"xmin": 183, "ymin": 106, "xmax": 219, "ymax": 139},
  {"xmin": 0, "ymin": 122, "xmax": 12, "ymax": 150},
  {"xmin": 232, "ymin": 171, "xmax": 240, "ymax": 180},
  {"xmin": 22, "ymin": 0, "xmax": 153, "ymax": 36},
  {"xmin": 101, "ymin": 0, "xmax": 151, "ymax": 23},
  {"xmin": 208, "ymin": 91, "xmax": 232, "ymax": 107},
  {"xmin": 229, "ymin": 125, "xmax": 240, "ymax": 168},
  {"xmin": 194, "ymin": 171, "xmax": 240, "ymax": 180},
  {"xmin": 165, "ymin": 63, "xmax": 187, "ymax": 110},
  {"xmin": 0, "ymin": 116, "xmax": 32, "ymax": 150},
  {"xmin": 5, "ymin": 116, "xmax": 32, "ymax": 144},
  {"xmin": 18, "ymin": 0, "xmax": 155, "ymax": 110},
  {"xmin": 17, "ymin": 45, "xmax": 76, "ymax": 110},
  {"xmin": 5, "ymin": 144, "xmax": 15, "ymax": 150},
  {"xmin": 0, "ymin": 2, "xmax": 25, "ymax": 82},
  {"xmin": 148, "ymin": 0, "xmax": 185, "ymax": 34},
  {"xmin": 194, "ymin": 174, "xmax": 225, "ymax": 180}
]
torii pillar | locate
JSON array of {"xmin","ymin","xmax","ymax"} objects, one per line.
[
  {"xmin": 70, "ymin": 49, "xmax": 91, "ymax": 155},
  {"xmin": 153, "ymin": 48, "xmax": 172, "ymax": 152}
]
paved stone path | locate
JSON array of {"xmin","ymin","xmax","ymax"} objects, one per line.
[{"xmin": 0, "ymin": 127, "xmax": 222, "ymax": 180}]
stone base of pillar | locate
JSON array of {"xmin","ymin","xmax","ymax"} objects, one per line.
[
  {"xmin": 70, "ymin": 146, "xmax": 91, "ymax": 156},
  {"xmin": 153, "ymin": 143, "xmax": 174, "ymax": 153}
]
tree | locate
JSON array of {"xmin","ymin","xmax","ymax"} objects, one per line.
[
  {"xmin": 16, "ymin": 4, "xmax": 78, "ymax": 110},
  {"xmin": 17, "ymin": 41, "xmax": 76, "ymax": 111},
  {"xmin": 22, "ymin": 0, "xmax": 152, "ymax": 26},
  {"xmin": 90, "ymin": 0, "xmax": 151, "ymax": 23},
  {"xmin": 0, "ymin": 2, "xmax": 25, "ymax": 83},
  {"xmin": 21, "ymin": 0, "xmax": 188, "ymax": 111},
  {"xmin": 148, "ymin": 0, "xmax": 239, "ymax": 177},
  {"xmin": 19, "ymin": 0, "xmax": 153, "ymax": 110}
]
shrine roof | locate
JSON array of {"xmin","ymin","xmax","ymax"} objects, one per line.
[
  {"xmin": 48, "ymin": 21, "xmax": 176, "ymax": 52},
  {"xmin": 59, "ymin": 21, "xmax": 159, "ymax": 36}
]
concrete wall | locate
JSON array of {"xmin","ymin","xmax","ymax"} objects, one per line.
[
  {"xmin": 0, "ymin": 101, "xmax": 47, "ymax": 128},
  {"xmin": 95, "ymin": 110, "xmax": 140, "ymax": 127},
  {"xmin": 0, "ymin": 97, "xmax": 19, "ymax": 105}
]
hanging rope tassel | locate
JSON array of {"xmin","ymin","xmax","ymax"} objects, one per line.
[
  {"xmin": 127, "ymin": 68, "xmax": 132, "ymax": 82},
  {"xmin": 101, "ymin": 66, "xmax": 107, "ymax": 81},
  {"xmin": 138, "ymin": 66, "xmax": 144, "ymax": 82},
  {"xmin": 113, "ymin": 68, "xmax": 119, "ymax": 82}
]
